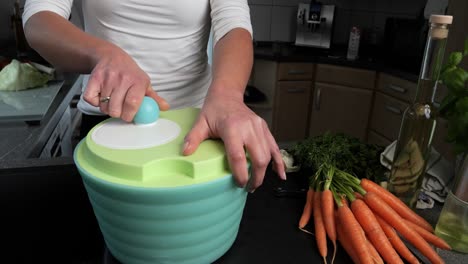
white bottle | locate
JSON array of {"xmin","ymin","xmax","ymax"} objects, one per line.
[{"xmin": 347, "ymin": 26, "xmax": 360, "ymax": 60}]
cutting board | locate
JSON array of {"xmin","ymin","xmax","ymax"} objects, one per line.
[{"xmin": 0, "ymin": 80, "xmax": 64, "ymax": 123}]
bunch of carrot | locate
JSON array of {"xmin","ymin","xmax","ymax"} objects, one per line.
[{"xmin": 298, "ymin": 164, "xmax": 451, "ymax": 264}]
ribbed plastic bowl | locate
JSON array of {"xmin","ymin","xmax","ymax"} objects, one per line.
[{"xmin": 76, "ymin": 165, "xmax": 247, "ymax": 264}]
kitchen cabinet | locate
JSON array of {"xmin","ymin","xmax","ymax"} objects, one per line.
[
  {"xmin": 248, "ymin": 59, "xmax": 314, "ymax": 142},
  {"xmin": 309, "ymin": 64, "xmax": 376, "ymax": 141},
  {"xmin": 368, "ymin": 73, "xmax": 454, "ymax": 161},
  {"xmin": 273, "ymin": 81, "xmax": 312, "ymax": 141}
]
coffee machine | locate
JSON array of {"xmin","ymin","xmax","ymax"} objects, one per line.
[{"xmin": 295, "ymin": 3, "xmax": 335, "ymax": 49}]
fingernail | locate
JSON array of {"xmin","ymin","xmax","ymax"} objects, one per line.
[
  {"xmin": 281, "ymin": 171, "xmax": 287, "ymax": 180},
  {"xmin": 249, "ymin": 188, "xmax": 256, "ymax": 194},
  {"xmin": 183, "ymin": 141, "xmax": 190, "ymax": 152}
]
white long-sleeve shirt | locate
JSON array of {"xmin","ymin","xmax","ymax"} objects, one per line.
[{"xmin": 23, "ymin": 0, "xmax": 252, "ymax": 114}]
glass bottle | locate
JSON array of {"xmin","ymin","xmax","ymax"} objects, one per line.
[{"xmin": 387, "ymin": 15, "xmax": 453, "ymax": 208}]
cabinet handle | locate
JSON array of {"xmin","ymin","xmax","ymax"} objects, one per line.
[
  {"xmin": 286, "ymin": 87, "xmax": 306, "ymax": 93},
  {"xmin": 314, "ymin": 87, "xmax": 321, "ymax": 111},
  {"xmin": 387, "ymin": 84, "xmax": 407, "ymax": 93},
  {"xmin": 288, "ymin": 70, "xmax": 307, "ymax": 75},
  {"xmin": 385, "ymin": 105, "xmax": 403, "ymax": 115}
]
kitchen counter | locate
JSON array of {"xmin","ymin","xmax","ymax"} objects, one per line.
[
  {"xmin": 2, "ymin": 163, "xmax": 466, "ymax": 264},
  {"xmin": 254, "ymin": 43, "xmax": 419, "ymax": 83},
  {"xmin": 0, "ymin": 73, "xmax": 81, "ymax": 167}
]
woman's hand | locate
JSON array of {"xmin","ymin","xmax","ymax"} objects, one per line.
[
  {"xmin": 182, "ymin": 92, "xmax": 286, "ymax": 192},
  {"xmin": 83, "ymin": 47, "xmax": 169, "ymax": 121}
]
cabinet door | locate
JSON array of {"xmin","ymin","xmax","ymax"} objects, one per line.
[
  {"xmin": 309, "ymin": 82, "xmax": 373, "ymax": 140},
  {"xmin": 369, "ymin": 92, "xmax": 409, "ymax": 141},
  {"xmin": 273, "ymin": 81, "xmax": 312, "ymax": 142}
]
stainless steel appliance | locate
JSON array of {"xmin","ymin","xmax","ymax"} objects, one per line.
[{"xmin": 295, "ymin": 3, "xmax": 335, "ymax": 49}]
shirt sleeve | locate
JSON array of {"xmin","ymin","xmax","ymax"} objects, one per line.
[
  {"xmin": 23, "ymin": 0, "xmax": 74, "ymax": 26},
  {"xmin": 210, "ymin": 0, "xmax": 253, "ymax": 45}
]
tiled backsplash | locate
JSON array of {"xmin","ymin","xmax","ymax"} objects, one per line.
[{"xmin": 249, "ymin": 0, "xmax": 428, "ymax": 44}]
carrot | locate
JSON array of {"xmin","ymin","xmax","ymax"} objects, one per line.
[
  {"xmin": 337, "ymin": 202, "xmax": 373, "ymax": 264},
  {"xmin": 299, "ymin": 188, "xmax": 314, "ymax": 230},
  {"xmin": 321, "ymin": 190, "xmax": 337, "ymax": 264},
  {"xmin": 365, "ymin": 237, "xmax": 384, "ymax": 264},
  {"xmin": 314, "ymin": 191, "xmax": 328, "ymax": 264},
  {"xmin": 354, "ymin": 192, "xmax": 364, "ymax": 200},
  {"xmin": 336, "ymin": 217, "xmax": 361, "ymax": 264},
  {"xmin": 360, "ymin": 179, "xmax": 434, "ymax": 233},
  {"xmin": 363, "ymin": 191, "xmax": 445, "ymax": 264},
  {"xmin": 375, "ymin": 214, "xmax": 420, "ymax": 264},
  {"xmin": 404, "ymin": 219, "xmax": 452, "ymax": 250},
  {"xmin": 351, "ymin": 198, "xmax": 403, "ymax": 264}
]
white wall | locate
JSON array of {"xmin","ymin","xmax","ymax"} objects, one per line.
[{"xmin": 249, "ymin": 0, "xmax": 428, "ymax": 43}]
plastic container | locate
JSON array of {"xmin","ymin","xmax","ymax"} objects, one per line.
[
  {"xmin": 74, "ymin": 103, "xmax": 248, "ymax": 264},
  {"xmin": 435, "ymin": 156, "xmax": 468, "ymax": 253}
]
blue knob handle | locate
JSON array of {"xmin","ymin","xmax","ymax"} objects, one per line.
[{"xmin": 133, "ymin": 96, "xmax": 160, "ymax": 125}]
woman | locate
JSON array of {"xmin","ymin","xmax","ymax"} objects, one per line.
[{"xmin": 23, "ymin": 0, "xmax": 286, "ymax": 192}]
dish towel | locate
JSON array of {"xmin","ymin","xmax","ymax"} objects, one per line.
[{"xmin": 380, "ymin": 141, "xmax": 455, "ymax": 209}]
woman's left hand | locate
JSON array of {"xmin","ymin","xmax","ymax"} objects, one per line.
[{"xmin": 182, "ymin": 94, "xmax": 286, "ymax": 192}]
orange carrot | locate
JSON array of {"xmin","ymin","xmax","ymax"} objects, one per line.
[
  {"xmin": 360, "ymin": 179, "xmax": 434, "ymax": 232},
  {"xmin": 365, "ymin": 237, "xmax": 384, "ymax": 264},
  {"xmin": 314, "ymin": 191, "xmax": 328, "ymax": 264},
  {"xmin": 336, "ymin": 218, "xmax": 361, "ymax": 264},
  {"xmin": 354, "ymin": 192, "xmax": 364, "ymax": 200},
  {"xmin": 299, "ymin": 188, "xmax": 314, "ymax": 229},
  {"xmin": 351, "ymin": 199, "xmax": 403, "ymax": 264},
  {"xmin": 375, "ymin": 214, "xmax": 420, "ymax": 264},
  {"xmin": 337, "ymin": 202, "xmax": 373, "ymax": 264},
  {"xmin": 322, "ymin": 190, "xmax": 337, "ymax": 263},
  {"xmin": 404, "ymin": 219, "xmax": 452, "ymax": 250},
  {"xmin": 364, "ymin": 191, "xmax": 444, "ymax": 264}
]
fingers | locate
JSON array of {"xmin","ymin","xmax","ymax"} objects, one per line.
[
  {"xmin": 182, "ymin": 118, "xmax": 210, "ymax": 155},
  {"xmin": 119, "ymin": 84, "xmax": 145, "ymax": 122},
  {"xmin": 242, "ymin": 118, "xmax": 271, "ymax": 192},
  {"xmin": 263, "ymin": 122, "xmax": 287, "ymax": 181},
  {"xmin": 223, "ymin": 133, "xmax": 250, "ymax": 189},
  {"xmin": 83, "ymin": 67, "xmax": 169, "ymax": 122},
  {"xmin": 83, "ymin": 71, "xmax": 102, "ymax": 107},
  {"xmin": 146, "ymin": 86, "xmax": 170, "ymax": 111}
]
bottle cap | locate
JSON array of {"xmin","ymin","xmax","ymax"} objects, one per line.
[{"xmin": 429, "ymin": 15, "xmax": 453, "ymax": 25}]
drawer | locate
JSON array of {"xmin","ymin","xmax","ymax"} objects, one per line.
[
  {"xmin": 370, "ymin": 92, "xmax": 409, "ymax": 141},
  {"xmin": 277, "ymin": 63, "xmax": 314, "ymax": 81},
  {"xmin": 367, "ymin": 130, "xmax": 392, "ymax": 147},
  {"xmin": 377, "ymin": 73, "xmax": 417, "ymax": 103},
  {"xmin": 315, "ymin": 64, "xmax": 376, "ymax": 89}
]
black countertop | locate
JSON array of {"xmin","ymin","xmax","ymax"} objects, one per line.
[
  {"xmin": 253, "ymin": 43, "xmax": 420, "ymax": 83},
  {"xmin": 2, "ymin": 163, "xmax": 466, "ymax": 264}
]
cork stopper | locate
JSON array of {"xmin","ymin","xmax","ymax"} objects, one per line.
[{"xmin": 429, "ymin": 15, "xmax": 453, "ymax": 25}]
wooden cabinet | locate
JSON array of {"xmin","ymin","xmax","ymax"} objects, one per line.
[
  {"xmin": 249, "ymin": 60, "xmax": 313, "ymax": 142},
  {"xmin": 368, "ymin": 73, "xmax": 454, "ymax": 162},
  {"xmin": 369, "ymin": 92, "xmax": 409, "ymax": 141},
  {"xmin": 308, "ymin": 64, "xmax": 376, "ymax": 141},
  {"xmin": 249, "ymin": 59, "xmax": 453, "ymax": 161},
  {"xmin": 273, "ymin": 81, "xmax": 313, "ymax": 141}
]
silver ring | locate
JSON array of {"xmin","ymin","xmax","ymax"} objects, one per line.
[{"xmin": 100, "ymin": 96, "xmax": 111, "ymax": 103}]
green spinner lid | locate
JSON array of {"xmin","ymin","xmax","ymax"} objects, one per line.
[{"xmin": 74, "ymin": 107, "xmax": 230, "ymax": 188}]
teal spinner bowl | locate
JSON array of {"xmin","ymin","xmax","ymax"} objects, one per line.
[{"xmin": 74, "ymin": 108, "xmax": 248, "ymax": 264}]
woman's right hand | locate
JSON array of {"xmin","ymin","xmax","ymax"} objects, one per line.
[
  {"xmin": 23, "ymin": 11, "xmax": 168, "ymax": 121},
  {"xmin": 83, "ymin": 47, "xmax": 170, "ymax": 122}
]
